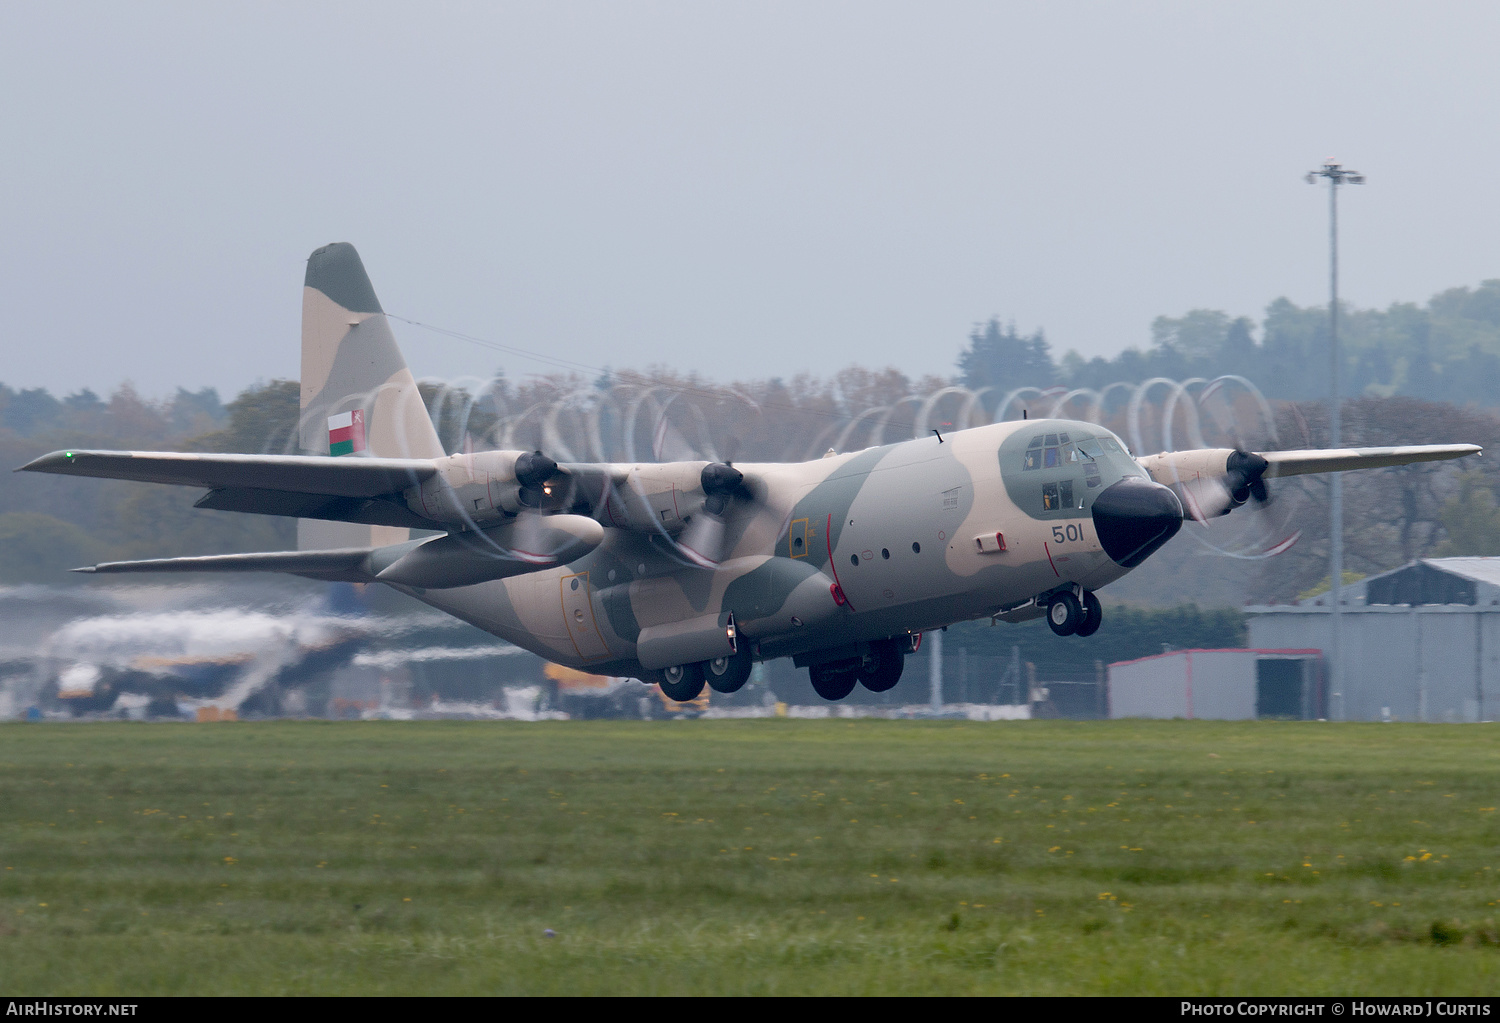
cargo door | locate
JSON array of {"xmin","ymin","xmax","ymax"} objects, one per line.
[{"xmin": 560, "ymin": 572, "xmax": 611, "ymax": 662}]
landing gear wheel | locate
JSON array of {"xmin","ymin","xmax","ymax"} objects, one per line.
[
  {"xmin": 809, "ymin": 663, "xmax": 858, "ymax": 701},
  {"xmin": 1047, "ymin": 591, "xmax": 1082, "ymax": 637},
  {"xmin": 705, "ymin": 648, "xmax": 753, "ymax": 693},
  {"xmin": 857, "ymin": 640, "xmax": 904, "ymax": 693},
  {"xmin": 660, "ymin": 662, "xmax": 706, "ymax": 702},
  {"xmin": 1075, "ymin": 591, "xmax": 1102, "ymax": 637}
]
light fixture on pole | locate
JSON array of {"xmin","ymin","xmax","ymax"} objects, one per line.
[{"xmin": 1305, "ymin": 158, "xmax": 1364, "ymax": 719}]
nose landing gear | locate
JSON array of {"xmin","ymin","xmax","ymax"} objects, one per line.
[
  {"xmin": 1076, "ymin": 591, "xmax": 1103, "ymax": 637},
  {"xmin": 1046, "ymin": 589, "xmax": 1102, "ymax": 637}
]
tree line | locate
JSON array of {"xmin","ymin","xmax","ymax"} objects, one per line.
[
  {"xmin": 961, "ymin": 279, "xmax": 1500, "ymax": 407},
  {"xmin": 6, "ymin": 273, "xmax": 1500, "ymax": 601}
]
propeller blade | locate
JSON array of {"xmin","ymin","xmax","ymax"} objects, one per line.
[
  {"xmin": 1205, "ymin": 449, "xmax": 1272, "ymax": 518},
  {"xmin": 511, "ymin": 507, "xmax": 549, "ymax": 559},
  {"xmin": 677, "ymin": 512, "xmax": 727, "ymax": 568},
  {"xmin": 1260, "ymin": 529, "xmax": 1302, "ymax": 557},
  {"xmin": 676, "ymin": 461, "xmax": 753, "ymax": 566}
]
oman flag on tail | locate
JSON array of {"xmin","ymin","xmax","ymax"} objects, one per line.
[{"xmin": 327, "ymin": 410, "xmax": 366, "ymax": 456}]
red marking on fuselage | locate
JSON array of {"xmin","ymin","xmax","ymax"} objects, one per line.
[
  {"xmin": 826, "ymin": 513, "xmax": 855, "ymax": 611},
  {"xmin": 1044, "ymin": 541, "xmax": 1060, "ymax": 577}
]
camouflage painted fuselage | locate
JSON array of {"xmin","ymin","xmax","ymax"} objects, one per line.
[
  {"xmin": 23, "ymin": 241, "xmax": 1480, "ymax": 680},
  {"xmin": 405, "ymin": 417, "xmax": 1148, "ymax": 675}
]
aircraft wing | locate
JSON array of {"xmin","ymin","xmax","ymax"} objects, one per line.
[
  {"xmin": 16, "ymin": 448, "xmax": 688, "ymax": 532},
  {"xmin": 19, "ymin": 449, "xmax": 435, "ymax": 493},
  {"xmin": 1139, "ymin": 442, "xmax": 1481, "ymax": 522},
  {"xmin": 18, "ymin": 449, "xmax": 441, "ymax": 529},
  {"xmin": 1261, "ymin": 444, "xmax": 1482, "ymax": 478},
  {"xmin": 71, "ymin": 548, "xmax": 377, "ymax": 582}
]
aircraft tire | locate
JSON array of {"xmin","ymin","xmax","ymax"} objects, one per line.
[
  {"xmin": 809, "ymin": 663, "xmax": 859, "ymax": 701},
  {"xmin": 1075, "ymin": 591, "xmax": 1103, "ymax": 637},
  {"xmin": 1046, "ymin": 591, "xmax": 1082, "ymax": 637},
  {"xmin": 858, "ymin": 641, "xmax": 904, "ymax": 692},
  {"xmin": 705, "ymin": 649, "xmax": 753, "ymax": 693},
  {"xmin": 661, "ymin": 663, "xmax": 706, "ymax": 702}
]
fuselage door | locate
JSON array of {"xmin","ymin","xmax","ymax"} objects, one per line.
[{"xmin": 560, "ymin": 572, "xmax": 611, "ymax": 662}]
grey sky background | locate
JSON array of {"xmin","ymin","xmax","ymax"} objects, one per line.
[{"xmin": 2, "ymin": 2, "xmax": 1498, "ymax": 399}]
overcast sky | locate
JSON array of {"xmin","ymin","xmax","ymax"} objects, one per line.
[{"xmin": 2, "ymin": 1, "xmax": 1498, "ymax": 399}]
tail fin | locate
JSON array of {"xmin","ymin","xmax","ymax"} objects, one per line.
[{"xmin": 297, "ymin": 242, "xmax": 443, "ymax": 550}]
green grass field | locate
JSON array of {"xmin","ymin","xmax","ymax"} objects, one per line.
[{"xmin": 2, "ymin": 719, "xmax": 1498, "ymax": 995}]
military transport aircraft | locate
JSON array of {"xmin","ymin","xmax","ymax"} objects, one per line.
[{"xmin": 19, "ymin": 244, "xmax": 1482, "ymax": 702}]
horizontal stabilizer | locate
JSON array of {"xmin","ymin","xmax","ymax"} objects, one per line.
[
  {"xmin": 74, "ymin": 548, "xmax": 378, "ymax": 582},
  {"xmin": 1262, "ymin": 444, "xmax": 1481, "ymax": 478},
  {"xmin": 19, "ymin": 450, "xmax": 436, "ymax": 498}
]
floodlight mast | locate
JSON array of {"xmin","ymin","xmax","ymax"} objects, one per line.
[{"xmin": 1306, "ymin": 159, "xmax": 1364, "ymax": 720}]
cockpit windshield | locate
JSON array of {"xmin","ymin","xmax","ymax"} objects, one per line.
[{"xmin": 1022, "ymin": 431, "xmax": 1126, "ymax": 471}]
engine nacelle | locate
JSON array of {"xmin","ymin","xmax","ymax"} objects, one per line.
[
  {"xmin": 1135, "ymin": 448, "xmax": 1235, "ymax": 486},
  {"xmin": 402, "ymin": 450, "xmax": 529, "ymax": 527},
  {"xmin": 592, "ymin": 462, "xmax": 709, "ymax": 534}
]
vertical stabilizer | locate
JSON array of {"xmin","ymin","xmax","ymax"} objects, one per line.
[{"xmin": 297, "ymin": 243, "xmax": 442, "ymax": 550}]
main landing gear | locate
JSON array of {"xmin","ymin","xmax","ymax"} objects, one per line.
[
  {"xmin": 660, "ymin": 646, "xmax": 753, "ymax": 702},
  {"xmin": 808, "ymin": 638, "xmax": 905, "ymax": 701},
  {"xmin": 1047, "ymin": 589, "xmax": 1102, "ymax": 637}
]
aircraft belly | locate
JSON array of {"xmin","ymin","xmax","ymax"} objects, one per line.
[
  {"xmin": 407, "ymin": 569, "xmax": 614, "ymax": 668},
  {"xmin": 391, "ymin": 576, "xmax": 576, "ymax": 662}
]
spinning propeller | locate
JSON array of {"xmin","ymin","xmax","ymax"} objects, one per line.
[
  {"xmin": 1175, "ymin": 449, "xmax": 1270, "ymax": 521},
  {"xmin": 678, "ymin": 460, "xmax": 754, "ymax": 568},
  {"xmin": 510, "ymin": 450, "xmax": 569, "ymax": 560},
  {"xmin": 510, "ymin": 448, "xmax": 759, "ymax": 569},
  {"xmin": 1167, "ymin": 448, "xmax": 1301, "ymax": 558}
]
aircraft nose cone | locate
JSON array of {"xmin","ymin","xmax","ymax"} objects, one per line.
[{"xmin": 1091, "ymin": 477, "xmax": 1183, "ymax": 568}]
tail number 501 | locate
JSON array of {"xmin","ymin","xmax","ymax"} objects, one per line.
[{"xmin": 1051, "ymin": 524, "xmax": 1084, "ymax": 543}]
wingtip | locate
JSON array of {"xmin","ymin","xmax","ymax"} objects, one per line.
[
  {"xmin": 70, "ymin": 566, "xmax": 97, "ymax": 574},
  {"xmin": 17, "ymin": 450, "xmax": 76, "ymax": 473}
]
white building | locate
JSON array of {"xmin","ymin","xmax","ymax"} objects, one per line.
[
  {"xmin": 1245, "ymin": 557, "xmax": 1500, "ymax": 722},
  {"xmin": 1108, "ymin": 648, "xmax": 1323, "ymax": 720}
]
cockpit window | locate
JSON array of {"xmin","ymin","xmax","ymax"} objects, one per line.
[
  {"xmin": 1042, "ymin": 480, "xmax": 1076, "ymax": 511},
  {"xmin": 1025, "ymin": 432, "xmax": 1095, "ymax": 471}
]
